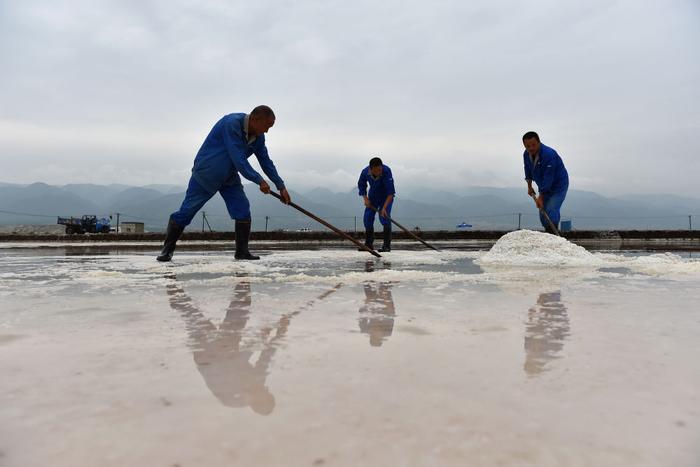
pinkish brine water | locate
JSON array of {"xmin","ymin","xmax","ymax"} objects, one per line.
[{"xmin": 1, "ymin": 236, "xmax": 699, "ymax": 466}]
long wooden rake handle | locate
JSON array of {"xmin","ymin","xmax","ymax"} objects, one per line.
[
  {"xmin": 269, "ymin": 191, "xmax": 382, "ymax": 258},
  {"xmin": 367, "ymin": 204, "xmax": 439, "ymax": 251},
  {"xmin": 530, "ymin": 194, "xmax": 561, "ymax": 236}
]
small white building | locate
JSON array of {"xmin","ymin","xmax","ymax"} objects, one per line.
[{"xmin": 120, "ymin": 222, "xmax": 145, "ymax": 234}]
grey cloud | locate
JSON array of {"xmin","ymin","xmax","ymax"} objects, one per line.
[{"xmin": 0, "ymin": 0, "xmax": 698, "ymax": 196}]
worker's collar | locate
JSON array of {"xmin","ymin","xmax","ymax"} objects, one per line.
[
  {"xmin": 243, "ymin": 114, "xmax": 257, "ymax": 145},
  {"xmin": 529, "ymin": 149, "xmax": 540, "ymax": 167}
]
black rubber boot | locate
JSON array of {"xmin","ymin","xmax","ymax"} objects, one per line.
[
  {"xmin": 378, "ymin": 225, "xmax": 391, "ymax": 252},
  {"xmin": 359, "ymin": 228, "xmax": 374, "ymax": 251},
  {"xmin": 157, "ymin": 218, "xmax": 184, "ymax": 262},
  {"xmin": 235, "ymin": 220, "xmax": 260, "ymax": 260}
]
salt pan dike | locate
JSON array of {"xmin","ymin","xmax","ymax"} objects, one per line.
[{"xmin": 1, "ymin": 234, "xmax": 699, "ymax": 467}]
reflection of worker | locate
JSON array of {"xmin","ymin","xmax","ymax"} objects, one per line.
[
  {"xmin": 358, "ymin": 282, "xmax": 396, "ymax": 347},
  {"xmin": 523, "ymin": 291, "xmax": 570, "ymax": 376},
  {"xmin": 165, "ymin": 276, "xmax": 341, "ymax": 414},
  {"xmin": 166, "ymin": 279, "xmax": 280, "ymax": 415}
]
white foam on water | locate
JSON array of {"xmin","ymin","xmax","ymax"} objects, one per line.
[
  {"xmin": 476, "ymin": 230, "xmax": 603, "ymax": 267},
  {"xmin": 169, "ymin": 262, "xmax": 481, "ymax": 287},
  {"xmin": 260, "ymin": 249, "xmax": 478, "ymax": 266},
  {"xmin": 3, "ymin": 242, "xmax": 700, "ymax": 296},
  {"xmin": 596, "ymin": 252, "xmax": 700, "ymax": 277},
  {"xmin": 267, "ymin": 269, "xmax": 479, "ymax": 285},
  {"xmin": 146, "ymin": 256, "xmax": 286, "ymax": 275}
]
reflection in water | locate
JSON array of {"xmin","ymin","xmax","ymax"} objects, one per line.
[
  {"xmin": 359, "ymin": 261, "xmax": 396, "ymax": 347},
  {"xmin": 362, "ymin": 260, "xmax": 391, "ymax": 273},
  {"xmin": 358, "ymin": 283, "xmax": 396, "ymax": 347},
  {"xmin": 165, "ymin": 274, "xmax": 340, "ymax": 415},
  {"xmin": 524, "ymin": 291, "xmax": 570, "ymax": 376}
]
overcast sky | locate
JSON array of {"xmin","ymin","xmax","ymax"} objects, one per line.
[{"xmin": 1, "ymin": 0, "xmax": 699, "ymax": 196}]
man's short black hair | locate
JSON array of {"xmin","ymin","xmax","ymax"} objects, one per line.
[
  {"xmin": 251, "ymin": 105, "xmax": 275, "ymax": 120},
  {"xmin": 369, "ymin": 157, "xmax": 383, "ymax": 167},
  {"xmin": 522, "ymin": 131, "xmax": 540, "ymax": 142}
]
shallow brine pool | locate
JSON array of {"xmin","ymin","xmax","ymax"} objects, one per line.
[{"xmin": 1, "ymin": 231, "xmax": 699, "ymax": 467}]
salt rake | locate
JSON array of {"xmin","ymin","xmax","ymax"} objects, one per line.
[
  {"xmin": 530, "ymin": 194, "xmax": 561, "ymax": 236},
  {"xmin": 269, "ymin": 190, "xmax": 381, "ymax": 258},
  {"xmin": 368, "ymin": 204, "xmax": 440, "ymax": 251}
]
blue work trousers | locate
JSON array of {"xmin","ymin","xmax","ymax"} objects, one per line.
[
  {"xmin": 540, "ymin": 189, "xmax": 567, "ymax": 229},
  {"xmin": 171, "ymin": 177, "xmax": 251, "ymax": 227},
  {"xmin": 363, "ymin": 198, "xmax": 394, "ymax": 230}
]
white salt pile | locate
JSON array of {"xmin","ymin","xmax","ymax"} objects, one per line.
[{"xmin": 476, "ymin": 230, "xmax": 603, "ymax": 267}]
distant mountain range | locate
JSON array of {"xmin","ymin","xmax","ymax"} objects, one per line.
[{"xmin": 0, "ymin": 182, "xmax": 698, "ymax": 232}]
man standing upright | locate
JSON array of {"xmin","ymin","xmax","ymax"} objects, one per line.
[
  {"xmin": 157, "ymin": 105, "xmax": 291, "ymax": 262},
  {"xmin": 358, "ymin": 157, "xmax": 395, "ymax": 252},
  {"xmin": 522, "ymin": 131, "xmax": 569, "ymax": 234}
]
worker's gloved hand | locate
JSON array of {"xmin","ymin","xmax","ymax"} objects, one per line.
[
  {"xmin": 279, "ymin": 188, "xmax": 291, "ymax": 205},
  {"xmin": 528, "ymin": 186, "xmax": 536, "ymax": 197},
  {"xmin": 259, "ymin": 180, "xmax": 271, "ymax": 194},
  {"xmin": 536, "ymin": 194, "xmax": 544, "ymax": 209}
]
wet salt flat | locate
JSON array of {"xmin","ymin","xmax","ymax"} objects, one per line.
[{"xmin": 1, "ymin": 231, "xmax": 700, "ymax": 467}]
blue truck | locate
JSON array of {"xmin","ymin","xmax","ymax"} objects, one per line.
[{"xmin": 57, "ymin": 215, "xmax": 111, "ymax": 235}]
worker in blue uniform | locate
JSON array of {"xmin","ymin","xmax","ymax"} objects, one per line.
[
  {"xmin": 157, "ymin": 105, "xmax": 291, "ymax": 262},
  {"xmin": 522, "ymin": 132, "xmax": 569, "ymax": 234},
  {"xmin": 357, "ymin": 157, "xmax": 395, "ymax": 252}
]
